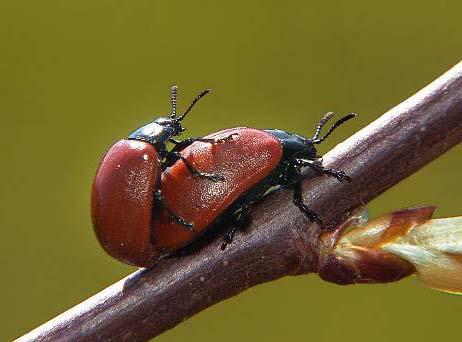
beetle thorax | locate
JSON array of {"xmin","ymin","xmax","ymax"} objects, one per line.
[
  {"xmin": 155, "ymin": 117, "xmax": 184, "ymax": 136},
  {"xmin": 128, "ymin": 117, "xmax": 183, "ymax": 148}
]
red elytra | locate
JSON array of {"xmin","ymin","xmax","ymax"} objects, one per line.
[
  {"xmin": 91, "ymin": 139, "xmax": 161, "ymax": 266},
  {"xmin": 91, "ymin": 128, "xmax": 282, "ymax": 267},
  {"xmin": 153, "ymin": 128, "xmax": 283, "ymax": 253}
]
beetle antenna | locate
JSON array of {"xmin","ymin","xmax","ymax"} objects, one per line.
[
  {"xmin": 312, "ymin": 113, "xmax": 356, "ymax": 144},
  {"xmin": 177, "ymin": 88, "xmax": 211, "ymax": 121},
  {"xmin": 170, "ymin": 85, "xmax": 178, "ymax": 118},
  {"xmin": 312, "ymin": 112, "xmax": 336, "ymax": 141}
]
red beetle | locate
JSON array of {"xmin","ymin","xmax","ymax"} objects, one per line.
[
  {"xmin": 95, "ymin": 112, "xmax": 354, "ymax": 267},
  {"xmin": 91, "ymin": 86, "xmax": 233, "ymax": 266}
]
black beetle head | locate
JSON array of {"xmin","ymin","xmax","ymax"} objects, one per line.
[
  {"xmin": 167, "ymin": 85, "xmax": 211, "ymax": 135},
  {"xmin": 128, "ymin": 86, "xmax": 211, "ymax": 144}
]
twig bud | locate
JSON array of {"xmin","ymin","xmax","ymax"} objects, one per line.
[{"xmin": 318, "ymin": 206, "xmax": 462, "ymax": 294}]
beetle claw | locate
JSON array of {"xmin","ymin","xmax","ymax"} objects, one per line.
[
  {"xmin": 330, "ymin": 170, "xmax": 351, "ymax": 182},
  {"xmin": 221, "ymin": 228, "xmax": 236, "ymax": 250},
  {"xmin": 221, "ymin": 240, "xmax": 230, "ymax": 250},
  {"xmin": 299, "ymin": 204, "xmax": 323, "ymax": 224},
  {"xmin": 168, "ymin": 211, "xmax": 195, "ymax": 231},
  {"xmin": 214, "ymin": 133, "xmax": 238, "ymax": 144},
  {"xmin": 202, "ymin": 172, "xmax": 225, "ymax": 182}
]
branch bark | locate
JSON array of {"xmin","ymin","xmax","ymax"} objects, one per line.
[{"xmin": 18, "ymin": 61, "xmax": 462, "ymax": 341}]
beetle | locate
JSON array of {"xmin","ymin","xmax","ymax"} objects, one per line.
[
  {"xmin": 160, "ymin": 112, "xmax": 355, "ymax": 251},
  {"xmin": 127, "ymin": 112, "xmax": 355, "ymax": 267},
  {"xmin": 91, "ymin": 86, "xmax": 234, "ymax": 266}
]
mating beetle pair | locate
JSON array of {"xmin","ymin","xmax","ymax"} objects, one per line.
[{"xmin": 91, "ymin": 86, "xmax": 355, "ymax": 267}]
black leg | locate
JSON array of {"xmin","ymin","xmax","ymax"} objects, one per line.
[
  {"xmin": 167, "ymin": 209, "xmax": 195, "ymax": 231},
  {"xmin": 221, "ymin": 227, "xmax": 238, "ymax": 250},
  {"xmin": 221, "ymin": 204, "xmax": 252, "ymax": 250},
  {"xmin": 164, "ymin": 151, "xmax": 225, "ymax": 182},
  {"xmin": 296, "ymin": 158, "xmax": 351, "ymax": 182},
  {"xmin": 321, "ymin": 168, "xmax": 350, "ymax": 182},
  {"xmin": 178, "ymin": 153, "xmax": 225, "ymax": 182},
  {"xmin": 169, "ymin": 133, "xmax": 237, "ymax": 154},
  {"xmin": 292, "ymin": 171, "xmax": 322, "ymax": 224},
  {"xmin": 154, "ymin": 190, "xmax": 194, "ymax": 230}
]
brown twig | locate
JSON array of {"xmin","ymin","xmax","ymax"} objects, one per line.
[{"xmin": 18, "ymin": 61, "xmax": 462, "ymax": 341}]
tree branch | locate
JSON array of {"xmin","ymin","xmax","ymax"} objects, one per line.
[{"xmin": 18, "ymin": 61, "xmax": 462, "ymax": 341}]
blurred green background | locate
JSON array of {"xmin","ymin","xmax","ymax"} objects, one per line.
[{"xmin": 1, "ymin": 1, "xmax": 461, "ymax": 341}]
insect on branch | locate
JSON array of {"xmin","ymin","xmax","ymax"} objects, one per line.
[{"xmin": 18, "ymin": 61, "xmax": 462, "ymax": 341}]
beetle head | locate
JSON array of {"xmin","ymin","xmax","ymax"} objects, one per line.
[
  {"xmin": 128, "ymin": 86, "xmax": 211, "ymax": 143},
  {"xmin": 166, "ymin": 85, "xmax": 211, "ymax": 136}
]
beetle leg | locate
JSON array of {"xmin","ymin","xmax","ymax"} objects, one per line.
[
  {"xmin": 167, "ymin": 151, "xmax": 226, "ymax": 182},
  {"xmin": 169, "ymin": 133, "xmax": 237, "ymax": 153},
  {"xmin": 154, "ymin": 190, "xmax": 195, "ymax": 230},
  {"xmin": 169, "ymin": 138, "xmax": 181, "ymax": 145},
  {"xmin": 165, "ymin": 134, "xmax": 236, "ymax": 177},
  {"xmin": 296, "ymin": 158, "xmax": 351, "ymax": 182},
  {"xmin": 167, "ymin": 209, "xmax": 195, "ymax": 231},
  {"xmin": 221, "ymin": 204, "xmax": 252, "ymax": 250},
  {"xmin": 221, "ymin": 227, "xmax": 238, "ymax": 250},
  {"xmin": 292, "ymin": 169, "xmax": 322, "ymax": 224},
  {"xmin": 180, "ymin": 155, "xmax": 225, "ymax": 182},
  {"xmin": 194, "ymin": 133, "xmax": 237, "ymax": 145}
]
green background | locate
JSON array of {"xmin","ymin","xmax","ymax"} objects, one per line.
[{"xmin": 1, "ymin": 1, "xmax": 461, "ymax": 341}]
